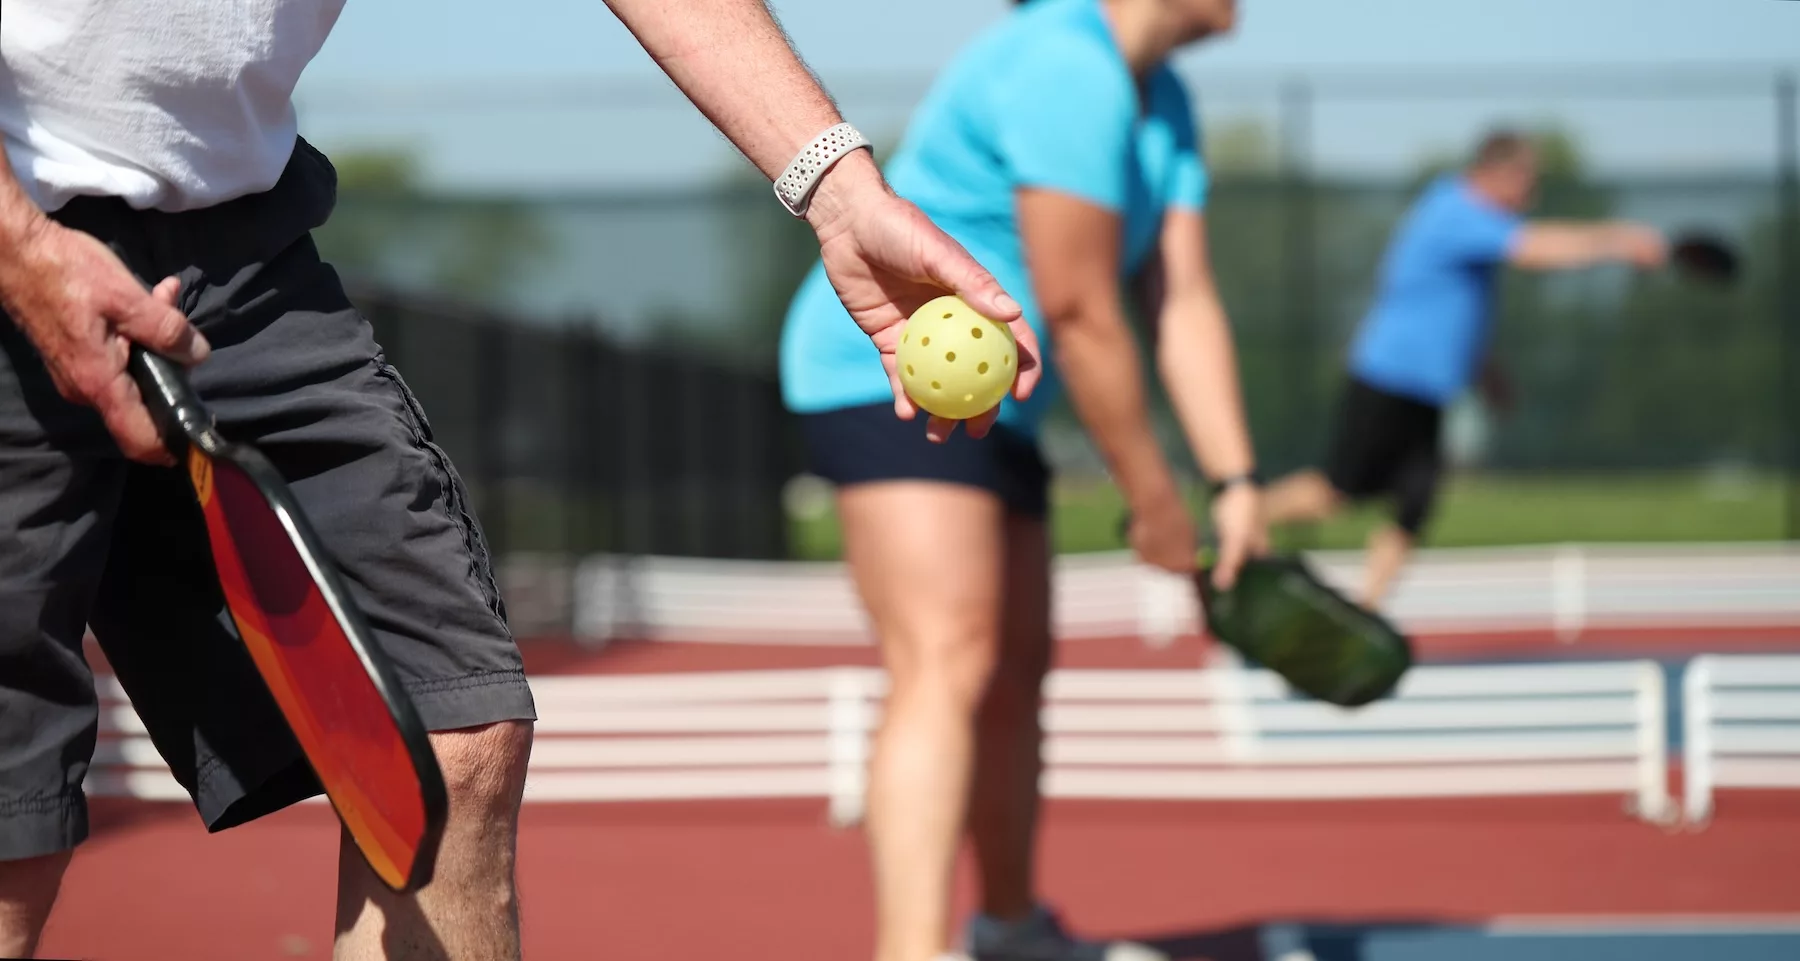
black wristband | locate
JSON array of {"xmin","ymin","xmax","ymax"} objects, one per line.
[{"xmin": 1208, "ymin": 470, "xmax": 1261, "ymax": 496}]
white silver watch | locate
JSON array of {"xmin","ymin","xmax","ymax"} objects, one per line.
[{"xmin": 773, "ymin": 122, "xmax": 873, "ymax": 218}]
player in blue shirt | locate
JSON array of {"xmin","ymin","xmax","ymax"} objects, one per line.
[
  {"xmin": 780, "ymin": 2, "xmax": 1259, "ymax": 959},
  {"xmin": 1261, "ymin": 131, "xmax": 1667, "ymax": 606}
]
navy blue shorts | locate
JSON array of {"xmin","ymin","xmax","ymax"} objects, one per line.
[{"xmin": 799, "ymin": 403, "xmax": 1050, "ymax": 517}]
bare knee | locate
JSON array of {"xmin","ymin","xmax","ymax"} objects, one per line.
[
  {"xmin": 434, "ymin": 720, "xmax": 532, "ymax": 835},
  {"xmin": 334, "ymin": 721, "xmax": 532, "ymax": 958},
  {"xmin": 0, "ymin": 850, "xmax": 72, "ymax": 957},
  {"xmin": 427, "ymin": 720, "xmax": 532, "ymax": 885},
  {"xmin": 883, "ymin": 614, "xmax": 1001, "ymax": 711}
]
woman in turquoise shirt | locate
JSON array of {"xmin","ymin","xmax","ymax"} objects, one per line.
[{"xmin": 779, "ymin": 2, "xmax": 1264, "ymax": 958}]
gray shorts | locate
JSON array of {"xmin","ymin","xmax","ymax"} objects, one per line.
[{"xmin": 0, "ymin": 139, "xmax": 536, "ymax": 860}]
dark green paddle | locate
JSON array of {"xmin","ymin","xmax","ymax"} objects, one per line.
[{"xmin": 1122, "ymin": 514, "xmax": 1413, "ymax": 707}]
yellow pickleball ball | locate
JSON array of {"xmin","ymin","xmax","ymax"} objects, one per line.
[{"xmin": 896, "ymin": 296, "xmax": 1018, "ymax": 421}]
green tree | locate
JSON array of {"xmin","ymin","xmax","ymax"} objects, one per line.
[{"xmin": 313, "ymin": 148, "xmax": 553, "ymax": 301}]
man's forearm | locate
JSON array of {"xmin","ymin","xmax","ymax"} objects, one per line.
[
  {"xmin": 1156, "ymin": 294, "xmax": 1255, "ymax": 481},
  {"xmin": 0, "ymin": 145, "xmax": 46, "ymax": 258},
  {"xmin": 1511, "ymin": 220, "xmax": 1652, "ymax": 270},
  {"xmin": 1052, "ymin": 309, "xmax": 1181, "ymax": 507},
  {"xmin": 603, "ymin": 0, "xmax": 887, "ymax": 227}
]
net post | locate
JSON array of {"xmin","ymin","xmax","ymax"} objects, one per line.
[
  {"xmin": 1632, "ymin": 660, "xmax": 1674, "ymax": 824},
  {"xmin": 1206, "ymin": 649, "xmax": 1261, "ymax": 760},
  {"xmin": 1139, "ymin": 566, "xmax": 1189, "ymax": 649},
  {"xmin": 1552, "ymin": 544, "xmax": 1586, "ymax": 644},
  {"xmin": 1682, "ymin": 656, "xmax": 1717, "ymax": 827},
  {"xmin": 1776, "ymin": 72, "xmax": 1800, "ymax": 541},
  {"xmin": 826, "ymin": 668, "xmax": 872, "ymax": 827}
]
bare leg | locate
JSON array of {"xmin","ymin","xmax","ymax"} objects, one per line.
[
  {"xmin": 839, "ymin": 482, "xmax": 1007, "ymax": 961},
  {"xmin": 967, "ymin": 513, "xmax": 1052, "ymax": 923},
  {"xmin": 1361, "ymin": 524, "xmax": 1414, "ymax": 608},
  {"xmin": 1260, "ymin": 469, "xmax": 1342, "ymax": 526},
  {"xmin": 0, "ymin": 850, "xmax": 71, "ymax": 958},
  {"xmin": 334, "ymin": 719, "xmax": 533, "ymax": 961}
]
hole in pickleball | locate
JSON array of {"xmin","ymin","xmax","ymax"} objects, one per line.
[
  {"xmin": 906, "ymin": 365, "xmax": 915, "ymax": 376},
  {"xmin": 1002, "ymin": 355, "xmax": 1010, "ymax": 366},
  {"xmin": 903, "ymin": 332, "xmax": 909, "ymax": 344},
  {"xmin": 921, "ymin": 336, "xmax": 930, "ymax": 346},
  {"xmin": 945, "ymin": 351, "xmax": 956, "ymax": 362},
  {"xmin": 930, "ymin": 381, "xmax": 941, "ymax": 390},
  {"xmin": 978, "ymin": 362, "xmax": 989, "ymax": 375},
  {"xmin": 970, "ymin": 327, "xmax": 983, "ymax": 339},
  {"xmin": 942, "ymin": 312, "xmax": 953, "ymax": 319}
]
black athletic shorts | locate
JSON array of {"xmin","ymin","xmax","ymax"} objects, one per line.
[
  {"xmin": 0, "ymin": 139, "xmax": 536, "ymax": 860},
  {"xmin": 799, "ymin": 402, "xmax": 1049, "ymax": 517},
  {"xmin": 1321, "ymin": 376, "xmax": 1444, "ymax": 535}
]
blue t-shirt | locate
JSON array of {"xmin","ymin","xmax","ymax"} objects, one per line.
[
  {"xmin": 1348, "ymin": 175, "xmax": 1524, "ymax": 406},
  {"xmin": 778, "ymin": 0, "xmax": 1209, "ymax": 436}
]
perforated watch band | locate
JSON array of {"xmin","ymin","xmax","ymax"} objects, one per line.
[{"xmin": 773, "ymin": 122, "xmax": 873, "ymax": 218}]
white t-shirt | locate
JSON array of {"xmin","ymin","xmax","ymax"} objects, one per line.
[{"xmin": 0, "ymin": 0, "xmax": 346, "ymax": 213}]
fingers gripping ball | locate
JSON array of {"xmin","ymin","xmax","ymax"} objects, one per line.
[{"xmin": 896, "ymin": 296, "xmax": 1018, "ymax": 421}]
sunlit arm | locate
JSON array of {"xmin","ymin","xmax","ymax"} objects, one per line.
[
  {"xmin": 1508, "ymin": 220, "xmax": 1666, "ymax": 271},
  {"xmin": 0, "ymin": 141, "xmax": 47, "ymax": 255},
  {"xmin": 1018, "ymin": 188, "xmax": 1182, "ymax": 508},
  {"xmin": 1149, "ymin": 209, "xmax": 1256, "ymax": 482}
]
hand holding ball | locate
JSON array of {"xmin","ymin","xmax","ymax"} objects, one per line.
[{"xmin": 896, "ymin": 296, "xmax": 1018, "ymax": 421}]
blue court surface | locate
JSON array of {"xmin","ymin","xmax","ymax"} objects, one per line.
[{"xmin": 1259, "ymin": 916, "xmax": 1800, "ymax": 961}]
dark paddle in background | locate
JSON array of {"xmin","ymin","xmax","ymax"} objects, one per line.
[
  {"xmin": 1668, "ymin": 230, "xmax": 1740, "ymax": 286},
  {"xmin": 1121, "ymin": 513, "xmax": 1414, "ymax": 708},
  {"xmin": 130, "ymin": 347, "xmax": 447, "ymax": 892}
]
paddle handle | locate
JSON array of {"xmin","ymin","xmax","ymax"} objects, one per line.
[{"xmin": 128, "ymin": 346, "xmax": 214, "ymax": 454}]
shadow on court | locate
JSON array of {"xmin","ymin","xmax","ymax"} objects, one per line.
[
  {"xmin": 1127, "ymin": 918, "xmax": 1462, "ymax": 961},
  {"xmin": 1129, "ymin": 921, "xmax": 1270, "ymax": 960}
]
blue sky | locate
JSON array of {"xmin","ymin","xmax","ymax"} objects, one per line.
[{"xmin": 296, "ymin": 0, "xmax": 1800, "ymax": 189}]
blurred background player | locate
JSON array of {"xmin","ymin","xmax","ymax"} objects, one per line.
[
  {"xmin": 778, "ymin": 0, "xmax": 1263, "ymax": 959},
  {"xmin": 1260, "ymin": 129, "xmax": 1669, "ymax": 607}
]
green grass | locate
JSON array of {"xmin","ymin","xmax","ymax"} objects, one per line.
[{"xmin": 786, "ymin": 471, "xmax": 1792, "ymax": 561}]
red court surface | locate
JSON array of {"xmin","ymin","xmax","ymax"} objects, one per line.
[
  {"xmin": 52, "ymin": 626, "xmax": 1800, "ymax": 959},
  {"xmin": 39, "ymin": 792, "xmax": 1800, "ymax": 961}
]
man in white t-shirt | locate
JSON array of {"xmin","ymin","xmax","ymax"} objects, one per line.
[{"xmin": 0, "ymin": 2, "xmax": 1037, "ymax": 957}]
